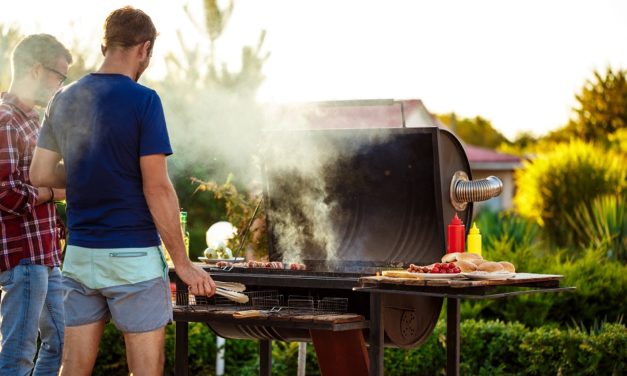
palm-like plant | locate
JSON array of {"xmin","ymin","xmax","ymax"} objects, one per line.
[{"xmin": 567, "ymin": 194, "xmax": 627, "ymax": 263}]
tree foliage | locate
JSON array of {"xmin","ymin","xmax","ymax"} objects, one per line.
[
  {"xmin": 0, "ymin": 25, "xmax": 24, "ymax": 92},
  {"xmin": 167, "ymin": 0, "xmax": 269, "ymax": 94},
  {"xmin": 514, "ymin": 140, "xmax": 627, "ymax": 248},
  {"xmin": 152, "ymin": 1, "xmax": 270, "ymax": 254},
  {"xmin": 437, "ymin": 112, "xmax": 511, "ymax": 148},
  {"xmin": 551, "ymin": 66, "xmax": 627, "ymax": 144}
]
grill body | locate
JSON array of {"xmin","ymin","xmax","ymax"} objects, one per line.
[{"xmin": 205, "ymin": 118, "xmax": 475, "ymax": 347}]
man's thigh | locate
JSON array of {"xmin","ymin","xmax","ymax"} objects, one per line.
[
  {"xmin": 124, "ymin": 328, "xmax": 165, "ymax": 376},
  {"xmin": 60, "ymin": 321, "xmax": 106, "ymax": 376}
]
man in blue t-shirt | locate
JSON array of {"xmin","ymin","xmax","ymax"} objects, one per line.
[{"xmin": 30, "ymin": 7, "xmax": 215, "ymax": 375}]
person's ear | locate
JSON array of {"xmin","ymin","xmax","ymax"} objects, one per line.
[
  {"xmin": 30, "ymin": 62, "xmax": 43, "ymax": 80},
  {"xmin": 101, "ymin": 44, "xmax": 107, "ymax": 56},
  {"xmin": 140, "ymin": 41, "xmax": 151, "ymax": 59}
]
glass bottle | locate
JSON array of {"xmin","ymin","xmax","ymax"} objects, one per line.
[
  {"xmin": 180, "ymin": 211, "xmax": 190, "ymax": 256},
  {"xmin": 161, "ymin": 210, "xmax": 190, "ymax": 262}
]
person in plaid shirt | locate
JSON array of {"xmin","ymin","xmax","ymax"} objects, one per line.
[{"xmin": 0, "ymin": 34, "xmax": 71, "ymax": 375}]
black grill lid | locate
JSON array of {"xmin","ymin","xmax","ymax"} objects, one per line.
[{"xmin": 262, "ymin": 127, "xmax": 472, "ymax": 268}]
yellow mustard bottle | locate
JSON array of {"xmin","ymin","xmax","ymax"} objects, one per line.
[{"xmin": 467, "ymin": 222, "xmax": 482, "ymax": 256}]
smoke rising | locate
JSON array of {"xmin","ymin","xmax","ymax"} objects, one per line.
[{"xmin": 161, "ymin": 91, "xmax": 396, "ymax": 264}]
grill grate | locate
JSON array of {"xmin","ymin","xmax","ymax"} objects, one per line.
[
  {"xmin": 173, "ymin": 290, "xmax": 348, "ymax": 315},
  {"xmin": 317, "ymin": 297, "xmax": 349, "ymax": 314},
  {"xmin": 173, "ymin": 290, "xmax": 280, "ymax": 312},
  {"xmin": 287, "ymin": 295, "xmax": 315, "ymax": 314}
]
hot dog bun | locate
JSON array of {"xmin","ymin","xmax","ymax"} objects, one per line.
[
  {"xmin": 470, "ymin": 258, "xmax": 487, "ymax": 266},
  {"xmin": 454, "ymin": 260, "xmax": 477, "ymax": 272},
  {"xmin": 441, "ymin": 252, "xmax": 483, "ymax": 263},
  {"xmin": 477, "ymin": 261, "xmax": 504, "ymax": 273},
  {"xmin": 382, "ymin": 270, "xmax": 420, "ymax": 279},
  {"xmin": 499, "ymin": 261, "xmax": 516, "ymax": 273},
  {"xmin": 441, "ymin": 252, "xmax": 460, "ymax": 263}
]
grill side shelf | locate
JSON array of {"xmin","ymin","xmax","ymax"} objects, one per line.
[
  {"xmin": 172, "ymin": 308, "xmax": 368, "ymax": 332},
  {"xmin": 359, "ymin": 273, "xmax": 563, "ymax": 288}
]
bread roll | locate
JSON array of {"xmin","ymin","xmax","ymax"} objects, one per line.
[
  {"xmin": 477, "ymin": 261, "xmax": 504, "ymax": 273},
  {"xmin": 499, "ymin": 261, "xmax": 516, "ymax": 273},
  {"xmin": 454, "ymin": 260, "xmax": 477, "ymax": 272},
  {"xmin": 441, "ymin": 252, "xmax": 461, "ymax": 263},
  {"xmin": 458, "ymin": 252, "xmax": 483, "ymax": 262},
  {"xmin": 382, "ymin": 270, "xmax": 420, "ymax": 279},
  {"xmin": 233, "ymin": 310, "xmax": 264, "ymax": 318},
  {"xmin": 470, "ymin": 258, "xmax": 487, "ymax": 266}
]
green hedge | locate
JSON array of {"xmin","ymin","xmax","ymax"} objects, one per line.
[
  {"xmin": 461, "ymin": 245, "xmax": 627, "ymax": 328},
  {"xmin": 94, "ymin": 320, "xmax": 626, "ymax": 375},
  {"xmin": 385, "ymin": 320, "xmax": 625, "ymax": 376}
]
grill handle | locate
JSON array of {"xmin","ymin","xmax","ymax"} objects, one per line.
[{"xmin": 449, "ymin": 171, "xmax": 503, "ymax": 211}]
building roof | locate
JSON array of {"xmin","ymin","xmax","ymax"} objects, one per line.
[
  {"xmin": 271, "ymin": 98, "xmax": 522, "ymax": 171},
  {"xmin": 465, "ymin": 144, "xmax": 522, "ymax": 170}
]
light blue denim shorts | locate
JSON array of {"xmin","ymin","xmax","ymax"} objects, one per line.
[{"xmin": 62, "ymin": 245, "xmax": 172, "ymax": 332}]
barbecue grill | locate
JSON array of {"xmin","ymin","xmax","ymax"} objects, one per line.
[
  {"xmin": 173, "ymin": 100, "xmax": 504, "ymax": 374},
  {"xmin": 194, "ymin": 100, "xmax": 501, "ymax": 344}
]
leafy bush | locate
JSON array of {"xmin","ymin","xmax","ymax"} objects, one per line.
[
  {"xmin": 545, "ymin": 248, "xmax": 627, "ymax": 327},
  {"xmin": 94, "ymin": 320, "xmax": 626, "ymax": 375},
  {"xmin": 567, "ymin": 193, "xmax": 627, "ymax": 263},
  {"xmin": 514, "ymin": 140, "xmax": 626, "ymax": 249},
  {"xmin": 387, "ymin": 320, "xmax": 626, "ymax": 376},
  {"xmin": 462, "ymin": 246, "xmax": 627, "ymax": 328},
  {"xmin": 474, "ymin": 209, "xmax": 542, "ymax": 268}
]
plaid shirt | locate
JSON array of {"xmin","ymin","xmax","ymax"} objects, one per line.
[{"xmin": 0, "ymin": 92, "xmax": 61, "ymax": 271}]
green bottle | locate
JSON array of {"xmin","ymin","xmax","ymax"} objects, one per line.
[{"xmin": 180, "ymin": 211, "xmax": 190, "ymax": 256}]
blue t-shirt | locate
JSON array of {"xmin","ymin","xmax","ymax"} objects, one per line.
[{"xmin": 38, "ymin": 73, "xmax": 172, "ymax": 248}]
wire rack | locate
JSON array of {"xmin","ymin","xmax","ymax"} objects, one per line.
[
  {"xmin": 287, "ymin": 296, "xmax": 349, "ymax": 315},
  {"xmin": 316, "ymin": 297, "xmax": 348, "ymax": 314},
  {"xmin": 173, "ymin": 290, "xmax": 281, "ymax": 312},
  {"xmin": 173, "ymin": 289, "xmax": 348, "ymax": 315},
  {"xmin": 287, "ymin": 295, "xmax": 315, "ymax": 314}
]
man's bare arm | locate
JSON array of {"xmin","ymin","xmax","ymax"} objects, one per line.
[
  {"xmin": 140, "ymin": 154, "xmax": 216, "ymax": 297},
  {"xmin": 30, "ymin": 147, "xmax": 66, "ymax": 188}
]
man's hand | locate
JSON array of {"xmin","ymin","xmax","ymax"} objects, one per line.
[
  {"xmin": 175, "ymin": 262, "xmax": 216, "ymax": 297},
  {"xmin": 52, "ymin": 188, "xmax": 66, "ymax": 201}
]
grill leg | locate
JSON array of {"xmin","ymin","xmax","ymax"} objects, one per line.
[
  {"xmin": 446, "ymin": 298, "xmax": 460, "ymax": 376},
  {"xmin": 174, "ymin": 277, "xmax": 189, "ymax": 376},
  {"xmin": 259, "ymin": 339, "xmax": 272, "ymax": 376},
  {"xmin": 369, "ymin": 293, "xmax": 384, "ymax": 376},
  {"xmin": 175, "ymin": 321, "xmax": 189, "ymax": 376},
  {"xmin": 311, "ymin": 329, "xmax": 369, "ymax": 376}
]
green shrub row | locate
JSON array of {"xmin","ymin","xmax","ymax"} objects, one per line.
[
  {"xmin": 470, "ymin": 208, "xmax": 626, "ymax": 328},
  {"xmin": 461, "ymin": 247, "xmax": 627, "ymax": 328},
  {"xmin": 386, "ymin": 320, "xmax": 626, "ymax": 376},
  {"xmin": 93, "ymin": 319, "xmax": 626, "ymax": 375}
]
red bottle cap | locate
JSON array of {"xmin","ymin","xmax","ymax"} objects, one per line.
[{"xmin": 450, "ymin": 213, "xmax": 463, "ymax": 225}]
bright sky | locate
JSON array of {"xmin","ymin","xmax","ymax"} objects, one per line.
[{"xmin": 2, "ymin": 0, "xmax": 626, "ymax": 140}]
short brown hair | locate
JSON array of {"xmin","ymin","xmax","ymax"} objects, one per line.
[
  {"xmin": 12, "ymin": 34, "xmax": 72, "ymax": 78},
  {"xmin": 102, "ymin": 6, "xmax": 157, "ymax": 52}
]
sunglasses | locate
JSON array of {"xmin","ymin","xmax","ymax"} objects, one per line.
[{"xmin": 43, "ymin": 66, "xmax": 67, "ymax": 85}]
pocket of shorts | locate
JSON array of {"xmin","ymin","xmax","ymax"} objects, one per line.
[{"xmin": 109, "ymin": 252, "xmax": 148, "ymax": 257}]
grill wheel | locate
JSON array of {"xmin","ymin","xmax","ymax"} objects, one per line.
[{"xmin": 382, "ymin": 294, "xmax": 443, "ymax": 348}]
